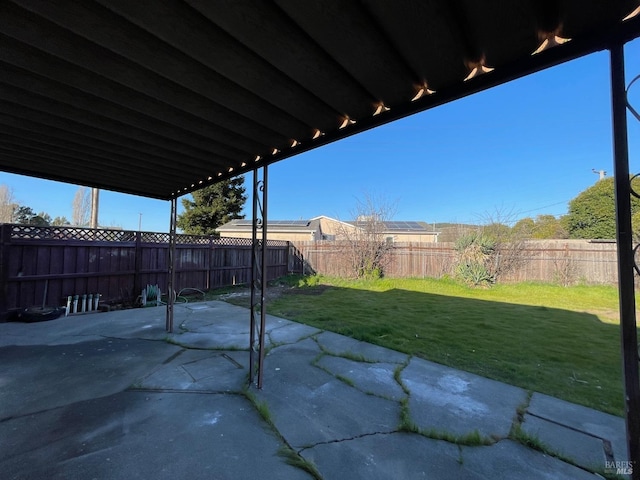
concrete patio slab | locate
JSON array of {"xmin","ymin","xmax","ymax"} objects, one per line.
[
  {"xmin": 315, "ymin": 354, "xmax": 407, "ymax": 400},
  {"xmin": 0, "ymin": 300, "xmax": 624, "ymax": 479},
  {"xmin": 527, "ymin": 392, "xmax": 628, "ymax": 469},
  {"xmin": 315, "ymin": 330, "xmax": 408, "ymax": 363},
  {"xmin": 521, "ymin": 413, "xmax": 606, "ymax": 469},
  {"xmin": 0, "ymin": 338, "xmax": 179, "ymax": 419},
  {"xmin": 267, "ymin": 321, "xmax": 321, "ymax": 345},
  {"xmin": 460, "ymin": 440, "xmax": 599, "ymax": 479},
  {"xmin": 401, "ymin": 357, "xmax": 528, "ymax": 439},
  {"xmin": 0, "ymin": 391, "xmax": 310, "ymax": 480},
  {"xmin": 138, "ymin": 349, "xmax": 248, "ymax": 392},
  {"xmin": 301, "ymin": 432, "xmax": 476, "ymax": 480},
  {"xmin": 256, "ymin": 340, "xmax": 399, "ymax": 448}
]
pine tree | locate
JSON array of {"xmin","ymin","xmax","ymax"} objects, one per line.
[{"xmin": 177, "ymin": 176, "xmax": 247, "ymax": 235}]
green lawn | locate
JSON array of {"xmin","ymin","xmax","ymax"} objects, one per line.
[{"xmin": 264, "ymin": 276, "xmax": 626, "ymax": 416}]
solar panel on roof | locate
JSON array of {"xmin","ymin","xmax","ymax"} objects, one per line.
[
  {"xmin": 383, "ymin": 221, "xmax": 427, "ymax": 231},
  {"xmin": 269, "ymin": 220, "xmax": 310, "ymax": 227}
]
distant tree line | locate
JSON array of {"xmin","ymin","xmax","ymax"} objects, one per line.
[
  {"xmin": 1, "ymin": 175, "xmax": 633, "ymax": 240},
  {"xmin": 1, "ymin": 176, "xmax": 248, "ymax": 233},
  {"xmin": 0, "ymin": 184, "xmax": 92, "ymax": 227},
  {"xmin": 451, "ymin": 176, "xmax": 638, "ymax": 286},
  {"xmin": 444, "ymin": 177, "xmax": 639, "ymax": 243}
]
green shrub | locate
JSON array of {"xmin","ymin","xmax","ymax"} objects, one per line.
[{"xmin": 454, "ymin": 233, "xmax": 496, "ymax": 286}]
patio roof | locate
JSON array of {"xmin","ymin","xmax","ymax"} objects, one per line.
[{"xmin": 0, "ymin": 1, "xmax": 638, "ymax": 200}]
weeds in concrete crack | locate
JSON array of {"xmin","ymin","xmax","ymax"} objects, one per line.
[
  {"xmin": 399, "ymin": 397, "xmax": 492, "ymax": 445},
  {"xmin": 263, "ymin": 336, "xmax": 285, "ymax": 356},
  {"xmin": 335, "ymin": 374, "xmax": 355, "ymax": 387},
  {"xmin": 264, "ymin": 330, "xmax": 317, "ymax": 355},
  {"xmin": 312, "ymin": 338, "xmax": 377, "ymax": 364},
  {"xmin": 398, "ymin": 397, "xmax": 420, "ymax": 433},
  {"xmin": 242, "ymin": 388, "xmax": 323, "ymax": 479},
  {"xmin": 514, "ymin": 391, "xmax": 533, "ymax": 424},
  {"xmin": 163, "ymin": 336, "xmax": 246, "ymax": 352},
  {"xmin": 508, "ymin": 393, "xmax": 592, "ymax": 474},
  {"xmin": 509, "ymin": 423, "xmax": 575, "ymax": 465},
  {"xmin": 243, "ymin": 388, "xmax": 274, "ymax": 428},
  {"xmin": 446, "ymin": 429, "xmax": 492, "ymax": 446},
  {"xmin": 509, "ymin": 392, "xmax": 569, "ymax": 456},
  {"xmin": 297, "ymin": 331, "xmax": 322, "ymax": 343},
  {"xmin": 334, "ymin": 351, "xmax": 377, "ymax": 363},
  {"xmin": 311, "ymin": 355, "xmax": 357, "ymax": 389},
  {"xmin": 393, "ymin": 359, "xmax": 411, "ymax": 395},
  {"xmin": 278, "ymin": 447, "xmax": 323, "ymax": 480},
  {"xmin": 416, "ymin": 425, "xmax": 493, "ymax": 446},
  {"xmin": 506, "ymin": 391, "xmax": 532, "ymax": 444}
]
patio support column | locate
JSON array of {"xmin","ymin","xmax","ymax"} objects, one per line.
[
  {"xmin": 610, "ymin": 41, "xmax": 640, "ymax": 478},
  {"xmin": 249, "ymin": 165, "xmax": 268, "ymax": 388},
  {"xmin": 166, "ymin": 197, "xmax": 177, "ymax": 333}
]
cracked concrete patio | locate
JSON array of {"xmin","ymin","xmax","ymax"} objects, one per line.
[{"xmin": 0, "ymin": 301, "xmax": 628, "ymax": 479}]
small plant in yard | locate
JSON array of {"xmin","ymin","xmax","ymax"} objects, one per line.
[
  {"xmin": 454, "ymin": 232, "xmax": 496, "ymax": 286},
  {"xmin": 271, "ymin": 273, "xmax": 320, "ymax": 289}
]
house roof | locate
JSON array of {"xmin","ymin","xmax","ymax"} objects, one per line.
[
  {"xmin": 0, "ymin": 2, "xmax": 638, "ymax": 200},
  {"xmin": 219, "ymin": 217, "xmax": 438, "ymax": 234},
  {"xmin": 218, "ymin": 218, "xmax": 319, "ymax": 233},
  {"xmin": 347, "ymin": 220, "xmax": 436, "ymax": 233}
]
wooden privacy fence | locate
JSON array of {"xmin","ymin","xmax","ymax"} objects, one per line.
[
  {"xmin": 293, "ymin": 239, "xmax": 621, "ymax": 285},
  {"xmin": 1, "ymin": 224, "xmax": 301, "ymax": 315}
]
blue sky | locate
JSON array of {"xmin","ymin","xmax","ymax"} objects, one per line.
[{"xmin": 2, "ymin": 39, "xmax": 640, "ymax": 233}]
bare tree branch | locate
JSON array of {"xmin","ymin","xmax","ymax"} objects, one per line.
[
  {"xmin": 334, "ymin": 193, "xmax": 398, "ymax": 279},
  {"xmin": 72, "ymin": 187, "xmax": 91, "ymax": 226},
  {"xmin": 0, "ymin": 184, "xmax": 16, "ymax": 223}
]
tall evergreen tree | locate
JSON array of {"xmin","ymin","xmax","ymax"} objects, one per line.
[
  {"xmin": 13, "ymin": 206, "xmax": 50, "ymax": 226},
  {"xmin": 177, "ymin": 176, "xmax": 246, "ymax": 235}
]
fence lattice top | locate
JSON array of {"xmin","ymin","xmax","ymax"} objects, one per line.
[{"xmin": 5, "ymin": 224, "xmax": 290, "ymax": 246}]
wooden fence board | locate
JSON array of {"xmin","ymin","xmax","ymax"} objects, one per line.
[
  {"xmin": 293, "ymin": 240, "xmax": 621, "ymax": 285},
  {"xmin": 1, "ymin": 225, "xmax": 294, "ymax": 315},
  {"xmin": 5, "ymin": 224, "xmax": 623, "ymax": 317}
]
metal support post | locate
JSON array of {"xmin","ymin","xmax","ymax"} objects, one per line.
[
  {"xmin": 249, "ymin": 166, "xmax": 268, "ymax": 388},
  {"xmin": 259, "ymin": 165, "xmax": 268, "ymax": 388},
  {"xmin": 610, "ymin": 42, "xmax": 640, "ymax": 478},
  {"xmin": 166, "ymin": 197, "xmax": 177, "ymax": 333},
  {"xmin": 250, "ymin": 171, "xmax": 259, "ymax": 384}
]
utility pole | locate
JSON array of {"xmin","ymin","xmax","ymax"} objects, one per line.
[
  {"xmin": 138, "ymin": 212, "xmax": 142, "ymax": 231},
  {"xmin": 90, "ymin": 188, "xmax": 99, "ymax": 228},
  {"xmin": 592, "ymin": 168, "xmax": 607, "ymax": 181}
]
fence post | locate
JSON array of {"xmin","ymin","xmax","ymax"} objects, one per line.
[
  {"xmin": 0, "ymin": 224, "xmax": 10, "ymax": 321},
  {"xmin": 286, "ymin": 241, "xmax": 291, "ymax": 274},
  {"xmin": 207, "ymin": 236, "xmax": 212, "ymax": 290},
  {"xmin": 133, "ymin": 230, "xmax": 142, "ymax": 299}
]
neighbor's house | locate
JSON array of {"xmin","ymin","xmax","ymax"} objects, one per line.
[{"xmin": 217, "ymin": 215, "xmax": 440, "ymax": 243}]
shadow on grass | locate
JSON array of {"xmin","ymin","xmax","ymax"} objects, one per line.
[{"xmin": 268, "ymin": 285, "xmax": 624, "ymax": 417}]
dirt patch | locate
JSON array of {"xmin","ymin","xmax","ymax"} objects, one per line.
[
  {"xmin": 210, "ymin": 284, "xmax": 328, "ymax": 307},
  {"xmin": 282, "ymin": 285, "xmax": 330, "ymax": 296}
]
